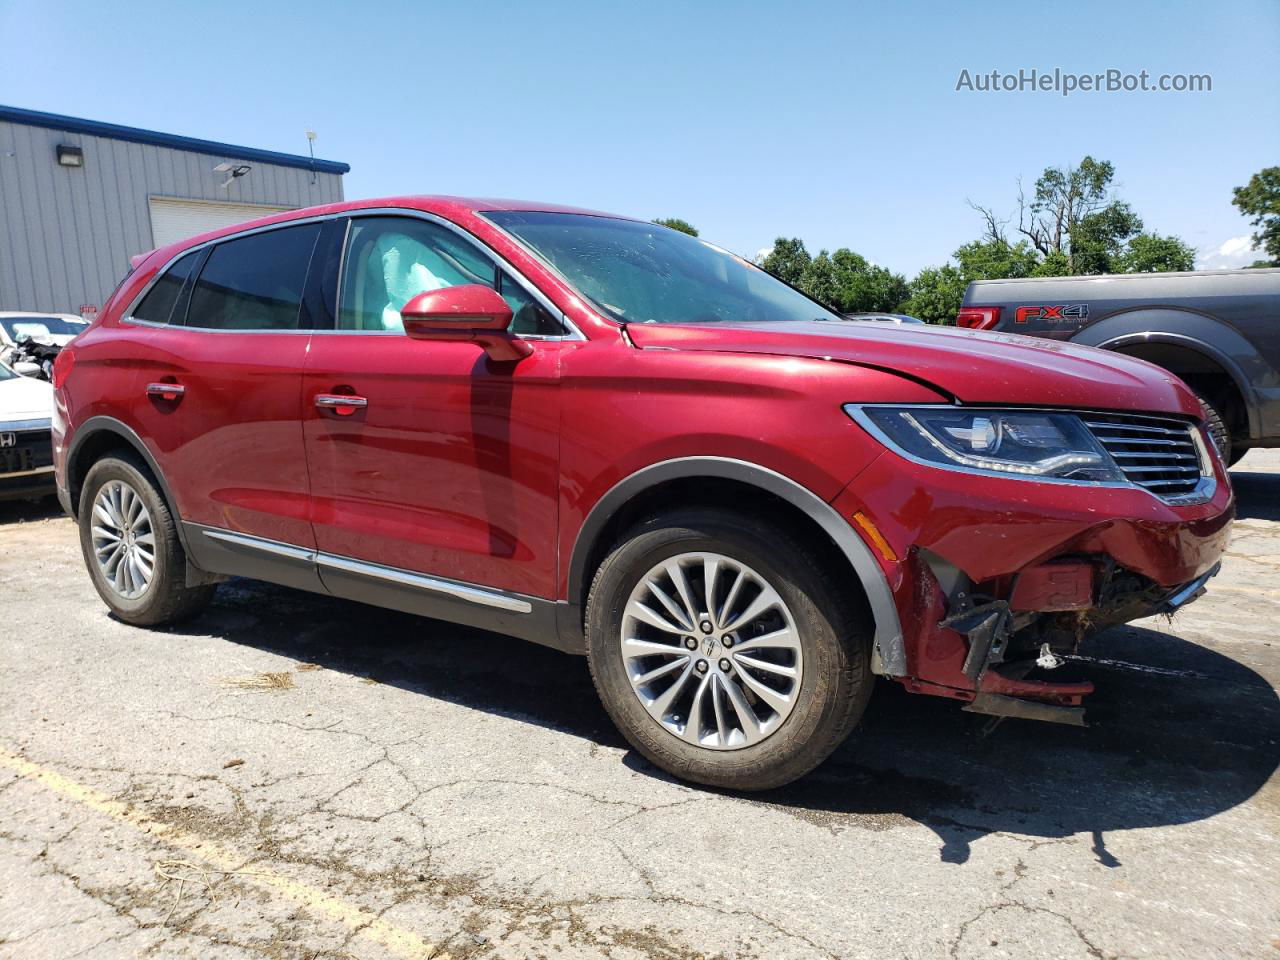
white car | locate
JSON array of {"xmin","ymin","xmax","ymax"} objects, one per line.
[
  {"xmin": 0, "ymin": 312, "xmax": 87, "ymax": 348},
  {"xmin": 0, "ymin": 361, "xmax": 55, "ymax": 500},
  {"xmin": 0, "ymin": 312, "xmax": 87, "ymax": 377}
]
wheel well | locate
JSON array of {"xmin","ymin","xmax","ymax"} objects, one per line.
[
  {"xmin": 1111, "ymin": 342, "xmax": 1246, "ymax": 440},
  {"xmin": 575, "ymin": 476, "xmax": 870, "ymax": 623},
  {"xmin": 67, "ymin": 430, "xmax": 155, "ymax": 518}
]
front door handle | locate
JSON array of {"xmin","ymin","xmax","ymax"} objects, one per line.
[
  {"xmin": 145, "ymin": 382, "xmax": 185, "ymax": 401},
  {"xmin": 314, "ymin": 393, "xmax": 368, "ymax": 416}
]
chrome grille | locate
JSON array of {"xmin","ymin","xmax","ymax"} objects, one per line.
[{"xmin": 1082, "ymin": 412, "xmax": 1206, "ymax": 500}]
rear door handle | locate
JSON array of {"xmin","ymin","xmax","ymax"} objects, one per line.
[
  {"xmin": 145, "ymin": 382, "xmax": 185, "ymax": 401},
  {"xmin": 314, "ymin": 393, "xmax": 368, "ymax": 415}
]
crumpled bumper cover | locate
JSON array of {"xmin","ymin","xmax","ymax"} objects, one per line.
[{"xmin": 830, "ymin": 447, "xmax": 1235, "ymax": 715}]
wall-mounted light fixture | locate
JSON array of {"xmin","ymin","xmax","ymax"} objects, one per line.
[
  {"xmin": 56, "ymin": 144, "xmax": 84, "ymax": 167},
  {"xmin": 213, "ymin": 161, "xmax": 252, "ymax": 189}
]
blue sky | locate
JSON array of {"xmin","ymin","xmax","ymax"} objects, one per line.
[{"xmin": 2, "ymin": 0, "xmax": 1277, "ymax": 274}]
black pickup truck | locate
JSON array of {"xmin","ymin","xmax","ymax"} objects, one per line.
[{"xmin": 958, "ymin": 268, "xmax": 1280, "ymax": 464}]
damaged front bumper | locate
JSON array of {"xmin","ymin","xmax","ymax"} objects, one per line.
[
  {"xmin": 831, "ymin": 441, "xmax": 1235, "ymax": 725},
  {"xmin": 930, "ymin": 556, "xmax": 1221, "ymax": 726}
]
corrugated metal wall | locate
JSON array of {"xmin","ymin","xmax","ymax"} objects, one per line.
[{"xmin": 0, "ymin": 120, "xmax": 344, "ymax": 313}]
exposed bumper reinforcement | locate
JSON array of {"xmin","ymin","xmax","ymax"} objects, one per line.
[
  {"xmin": 1158, "ymin": 562, "xmax": 1221, "ymax": 615},
  {"xmin": 962, "ymin": 692, "xmax": 1086, "ymax": 727}
]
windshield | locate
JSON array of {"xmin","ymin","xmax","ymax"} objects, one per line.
[
  {"xmin": 483, "ymin": 212, "xmax": 841, "ymax": 325},
  {"xmin": 1, "ymin": 315, "xmax": 86, "ymax": 341}
]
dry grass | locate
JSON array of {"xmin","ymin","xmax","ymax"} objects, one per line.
[
  {"xmin": 216, "ymin": 672, "xmax": 295, "ymax": 692},
  {"xmin": 153, "ymin": 858, "xmax": 259, "ymax": 925}
]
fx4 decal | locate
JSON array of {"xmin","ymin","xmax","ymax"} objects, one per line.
[{"xmin": 1015, "ymin": 304, "xmax": 1089, "ymax": 324}]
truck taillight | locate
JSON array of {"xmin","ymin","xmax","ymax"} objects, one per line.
[
  {"xmin": 52, "ymin": 347, "xmax": 75, "ymax": 389},
  {"xmin": 955, "ymin": 306, "xmax": 1001, "ymax": 330}
]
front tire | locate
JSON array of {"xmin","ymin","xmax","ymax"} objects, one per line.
[
  {"xmin": 586, "ymin": 509, "xmax": 872, "ymax": 790},
  {"xmin": 1194, "ymin": 394, "xmax": 1236, "ymax": 466},
  {"xmin": 78, "ymin": 454, "xmax": 215, "ymax": 626}
]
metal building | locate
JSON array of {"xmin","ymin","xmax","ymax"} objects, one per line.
[{"xmin": 0, "ymin": 105, "xmax": 349, "ymax": 315}]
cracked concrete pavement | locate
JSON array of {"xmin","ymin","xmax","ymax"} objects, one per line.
[{"xmin": 1, "ymin": 453, "xmax": 1278, "ymax": 959}]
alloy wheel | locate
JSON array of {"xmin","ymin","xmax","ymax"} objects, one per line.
[
  {"xmin": 620, "ymin": 551, "xmax": 803, "ymax": 750},
  {"xmin": 90, "ymin": 480, "xmax": 156, "ymax": 600}
]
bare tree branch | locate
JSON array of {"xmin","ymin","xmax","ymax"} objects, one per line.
[
  {"xmin": 1015, "ymin": 179, "xmax": 1051, "ymax": 256},
  {"xmin": 966, "ymin": 199, "xmax": 1009, "ymax": 246}
]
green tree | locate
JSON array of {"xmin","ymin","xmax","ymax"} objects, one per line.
[
  {"xmin": 952, "ymin": 238, "xmax": 1039, "ymax": 280},
  {"xmin": 1068, "ymin": 201, "xmax": 1144, "ymax": 274},
  {"xmin": 652, "ymin": 217, "xmax": 699, "ymax": 236},
  {"xmin": 966, "ymin": 157, "xmax": 1193, "ymax": 275},
  {"xmin": 758, "ymin": 237, "xmax": 811, "ymax": 285},
  {"xmin": 1016, "ymin": 156, "xmax": 1117, "ymax": 269},
  {"xmin": 900, "ymin": 265, "xmax": 966, "ymax": 325},
  {"xmin": 842, "ymin": 262, "xmax": 910, "ymax": 314},
  {"xmin": 1031, "ymin": 251, "xmax": 1071, "ymax": 277},
  {"xmin": 902, "ymin": 207, "xmax": 1045, "ymax": 324},
  {"xmin": 1116, "ymin": 232, "xmax": 1196, "ymax": 273},
  {"xmin": 799, "ymin": 250, "xmax": 839, "ymax": 307},
  {"xmin": 758, "ymin": 240, "xmax": 908, "ymax": 313},
  {"xmin": 1231, "ymin": 166, "xmax": 1280, "ymax": 266}
]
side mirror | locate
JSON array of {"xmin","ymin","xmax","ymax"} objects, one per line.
[{"xmin": 399, "ymin": 284, "xmax": 531, "ymax": 362}]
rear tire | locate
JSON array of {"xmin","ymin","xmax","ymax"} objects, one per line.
[
  {"xmin": 586, "ymin": 508, "xmax": 872, "ymax": 790},
  {"xmin": 78, "ymin": 454, "xmax": 215, "ymax": 626}
]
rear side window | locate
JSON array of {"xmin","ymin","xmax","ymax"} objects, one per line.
[
  {"xmin": 131, "ymin": 250, "xmax": 201, "ymax": 325},
  {"xmin": 186, "ymin": 224, "xmax": 320, "ymax": 330}
]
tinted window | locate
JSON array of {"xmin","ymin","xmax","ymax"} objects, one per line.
[
  {"xmin": 186, "ymin": 224, "xmax": 320, "ymax": 330},
  {"xmin": 131, "ymin": 251, "xmax": 200, "ymax": 325},
  {"xmin": 338, "ymin": 217, "xmax": 563, "ymax": 335}
]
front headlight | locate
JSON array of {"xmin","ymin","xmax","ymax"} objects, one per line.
[{"xmin": 846, "ymin": 405, "xmax": 1124, "ymax": 482}]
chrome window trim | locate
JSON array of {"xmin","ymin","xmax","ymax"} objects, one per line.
[
  {"xmin": 120, "ymin": 214, "xmax": 335, "ymax": 330},
  {"xmin": 198, "ymin": 527, "xmax": 534, "ymax": 614},
  {"xmin": 844, "ymin": 402, "xmax": 1217, "ymax": 507},
  {"xmin": 121, "ymin": 207, "xmax": 585, "ymax": 341},
  {"xmin": 120, "ymin": 316, "xmax": 315, "ymax": 336}
]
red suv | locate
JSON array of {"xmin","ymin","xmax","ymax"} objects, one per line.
[{"xmin": 53, "ymin": 197, "xmax": 1233, "ymax": 789}]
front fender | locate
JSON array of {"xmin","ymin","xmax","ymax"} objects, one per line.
[{"xmin": 564, "ymin": 456, "xmax": 907, "ymax": 676}]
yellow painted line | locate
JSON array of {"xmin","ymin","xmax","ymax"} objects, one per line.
[{"xmin": 0, "ymin": 746, "xmax": 449, "ymax": 959}]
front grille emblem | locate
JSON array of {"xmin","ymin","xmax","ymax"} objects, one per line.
[{"xmin": 0, "ymin": 433, "xmax": 15, "ymax": 448}]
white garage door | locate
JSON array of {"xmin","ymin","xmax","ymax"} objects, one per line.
[{"xmin": 148, "ymin": 197, "xmax": 294, "ymax": 249}]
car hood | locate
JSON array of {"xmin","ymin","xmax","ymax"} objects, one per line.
[
  {"xmin": 0, "ymin": 374, "xmax": 54, "ymax": 422},
  {"xmin": 626, "ymin": 320, "xmax": 1200, "ymax": 416}
]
